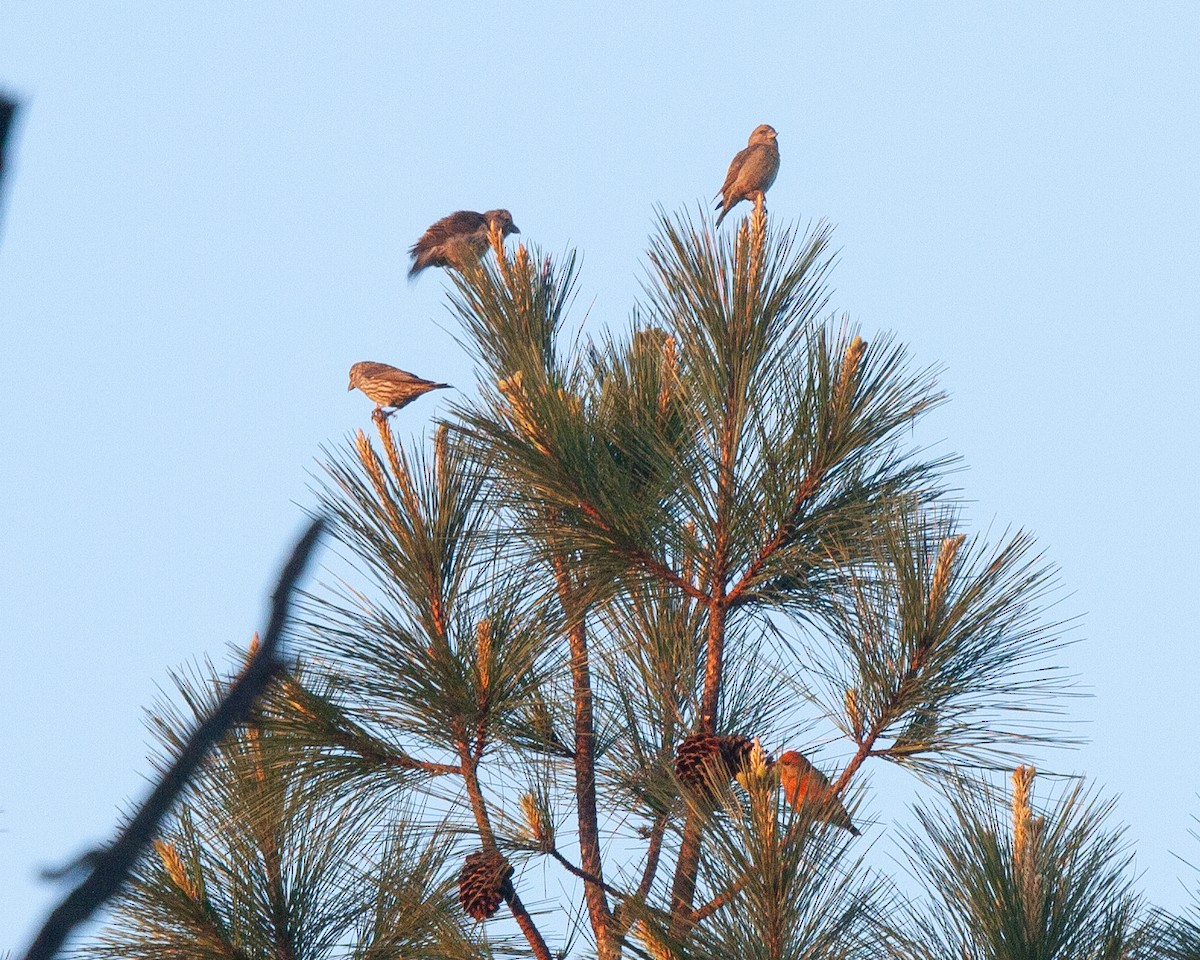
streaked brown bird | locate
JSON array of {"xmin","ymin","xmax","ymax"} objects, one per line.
[
  {"xmin": 408, "ymin": 209, "xmax": 520, "ymax": 277},
  {"xmin": 714, "ymin": 124, "xmax": 780, "ymax": 227},
  {"xmin": 776, "ymin": 750, "xmax": 859, "ymax": 835},
  {"xmin": 348, "ymin": 362, "xmax": 451, "ymax": 418}
]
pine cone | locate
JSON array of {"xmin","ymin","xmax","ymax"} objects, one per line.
[
  {"xmin": 675, "ymin": 733, "xmax": 755, "ymax": 795},
  {"xmin": 457, "ymin": 849, "xmax": 514, "ymax": 921},
  {"xmin": 718, "ymin": 734, "xmax": 757, "ymax": 777}
]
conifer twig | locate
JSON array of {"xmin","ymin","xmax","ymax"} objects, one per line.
[
  {"xmin": 21, "ymin": 518, "xmax": 325, "ymax": 960},
  {"xmin": 613, "ymin": 811, "xmax": 669, "ymax": 936},
  {"xmin": 632, "ymin": 547, "xmax": 711, "ymax": 602},
  {"xmin": 458, "ymin": 743, "xmax": 553, "ymax": 960},
  {"xmin": 548, "ymin": 849, "xmax": 628, "ymax": 901},
  {"xmin": 549, "ymin": 549, "xmax": 619, "ymax": 959},
  {"xmin": 568, "ymin": 498, "xmax": 708, "ymax": 602},
  {"xmin": 726, "ymin": 338, "xmax": 867, "ymax": 608},
  {"xmin": 277, "ymin": 676, "xmax": 460, "ymax": 776}
]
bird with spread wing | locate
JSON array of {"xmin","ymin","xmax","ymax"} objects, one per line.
[{"xmin": 408, "ymin": 209, "xmax": 520, "ymax": 277}]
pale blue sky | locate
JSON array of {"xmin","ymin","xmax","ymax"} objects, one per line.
[{"xmin": 2, "ymin": 3, "xmax": 1199, "ymax": 950}]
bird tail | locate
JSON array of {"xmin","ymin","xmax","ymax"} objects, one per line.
[
  {"xmin": 714, "ymin": 204, "xmax": 729, "ymax": 228},
  {"xmin": 407, "ymin": 243, "xmax": 428, "ymax": 280},
  {"xmin": 827, "ymin": 798, "xmax": 859, "ymax": 835}
]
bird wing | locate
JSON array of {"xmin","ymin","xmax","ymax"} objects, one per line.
[
  {"xmin": 381, "ymin": 367, "xmax": 432, "ymax": 384},
  {"xmin": 716, "ymin": 145, "xmax": 752, "ymax": 199},
  {"xmin": 354, "ymin": 361, "xmax": 403, "ymax": 379},
  {"xmin": 379, "ymin": 367, "xmax": 449, "ymax": 389},
  {"xmin": 731, "ymin": 144, "xmax": 779, "ymax": 194},
  {"xmin": 411, "ymin": 210, "xmax": 487, "ymax": 254}
]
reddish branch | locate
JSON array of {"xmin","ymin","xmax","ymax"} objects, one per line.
[
  {"xmin": 698, "ymin": 600, "xmax": 728, "ymax": 736},
  {"xmin": 635, "ymin": 813, "xmax": 669, "ymax": 902},
  {"xmin": 457, "ymin": 743, "xmax": 498, "ymax": 847},
  {"xmin": 668, "ymin": 816, "xmax": 706, "ymax": 939},
  {"xmin": 549, "ymin": 849, "xmax": 627, "ymax": 901},
  {"xmin": 725, "ymin": 464, "xmax": 823, "ymax": 607},
  {"xmin": 573, "ymin": 500, "xmax": 707, "ymax": 602},
  {"xmin": 550, "ymin": 552, "xmax": 619, "ymax": 960},
  {"xmin": 634, "ymin": 549, "xmax": 710, "ymax": 602},
  {"xmin": 351, "ymin": 741, "xmax": 460, "ymax": 777},
  {"xmin": 505, "ymin": 891, "xmax": 553, "ymax": 959},
  {"xmin": 278, "ymin": 676, "xmax": 460, "ymax": 777},
  {"xmin": 691, "ymin": 883, "xmax": 736, "ymax": 925},
  {"xmin": 458, "ymin": 743, "xmax": 553, "ymax": 960},
  {"xmin": 669, "ymin": 365, "xmax": 739, "ymax": 937},
  {"xmin": 614, "ymin": 811, "xmax": 670, "ymax": 936},
  {"xmin": 831, "ymin": 703, "xmax": 898, "ymax": 795}
]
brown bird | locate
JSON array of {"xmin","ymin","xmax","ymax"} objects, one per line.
[
  {"xmin": 408, "ymin": 209, "xmax": 520, "ymax": 277},
  {"xmin": 776, "ymin": 750, "xmax": 859, "ymax": 835},
  {"xmin": 714, "ymin": 124, "xmax": 780, "ymax": 227},
  {"xmin": 348, "ymin": 362, "xmax": 451, "ymax": 418}
]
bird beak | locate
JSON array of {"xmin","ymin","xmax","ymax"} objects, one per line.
[
  {"xmin": 510, "ymin": 225, "xmax": 521, "ymax": 234},
  {"xmin": 347, "ymin": 383, "xmax": 354, "ymax": 391}
]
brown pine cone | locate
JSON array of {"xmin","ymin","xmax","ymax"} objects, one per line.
[
  {"xmin": 717, "ymin": 734, "xmax": 757, "ymax": 778},
  {"xmin": 457, "ymin": 849, "xmax": 514, "ymax": 921},
  {"xmin": 675, "ymin": 733, "xmax": 755, "ymax": 796}
]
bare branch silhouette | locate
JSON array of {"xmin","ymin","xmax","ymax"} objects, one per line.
[
  {"xmin": 1, "ymin": 92, "xmax": 19, "ymax": 231},
  {"xmin": 20, "ymin": 518, "xmax": 325, "ymax": 960}
]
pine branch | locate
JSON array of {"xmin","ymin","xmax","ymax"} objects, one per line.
[
  {"xmin": 549, "ymin": 550, "xmax": 619, "ymax": 960},
  {"xmin": 458, "ymin": 721, "xmax": 553, "ymax": 960},
  {"xmin": 270, "ymin": 673, "xmax": 461, "ymax": 777},
  {"xmin": 886, "ymin": 772, "xmax": 1151, "ymax": 958},
  {"xmin": 630, "ymin": 547, "xmax": 710, "ymax": 603},
  {"xmin": 548, "ymin": 849, "xmax": 628, "ymax": 902},
  {"xmin": 724, "ymin": 461, "xmax": 824, "ymax": 609},
  {"xmin": 635, "ymin": 812, "xmax": 669, "ymax": 903}
]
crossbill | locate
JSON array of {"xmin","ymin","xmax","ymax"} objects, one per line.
[
  {"xmin": 347, "ymin": 362, "xmax": 450, "ymax": 418},
  {"xmin": 408, "ymin": 209, "xmax": 519, "ymax": 277},
  {"xmin": 714, "ymin": 124, "xmax": 780, "ymax": 227},
  {"xmin": 776, "ymin": 750, "xmax": 859, "ymax": 835}
]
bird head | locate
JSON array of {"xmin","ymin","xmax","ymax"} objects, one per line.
[
  {"xmin": 347, "ymin": 363, "xmax": 364, "ymax": 391},
  {"xmin": 485, "ymin": 209, "xmax": 520, "ymax": 236},
  {"xmin": 749, "ymin": 124, "xmax": 778, "ymax": 145},
  {"xmin": 776, "ymin": 750, "xmax": 814, "ymax": 774}
]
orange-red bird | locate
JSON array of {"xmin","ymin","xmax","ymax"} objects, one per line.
[{"xmin": 776, "ymin": 751, "xmax": 859, "ymax": 835}]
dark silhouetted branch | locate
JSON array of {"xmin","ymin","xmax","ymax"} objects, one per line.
[
  {"xmin": 21, "ymin": 518, "xmax": 325, "ymax": 960},
  {"xmin": 1, "ymin": 92, "xmax": 20, "ymax": 231},
  {"xmin": 0, "ymin": 93, "xmax": 17, "ymax": 183}
]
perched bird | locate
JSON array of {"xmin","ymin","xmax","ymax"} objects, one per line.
[
  {"xmin": 776, "ymin": 750, "xmax": 859, "ymax": 835},
  {"xmin": 348, "ymin": 362, "xmax": 451, "ymax": 419},
  {"xmin": 714, "ymin": 124, "xmax": 780, "ymax": 227},
  {"xmin": 408, "ymin": 209, "xmax": 520, "ymax": 277}
]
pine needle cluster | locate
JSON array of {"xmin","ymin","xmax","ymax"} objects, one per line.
[{"xmin": 76, "ymin": 208, "xmax": 1185, "ymax": 960}]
